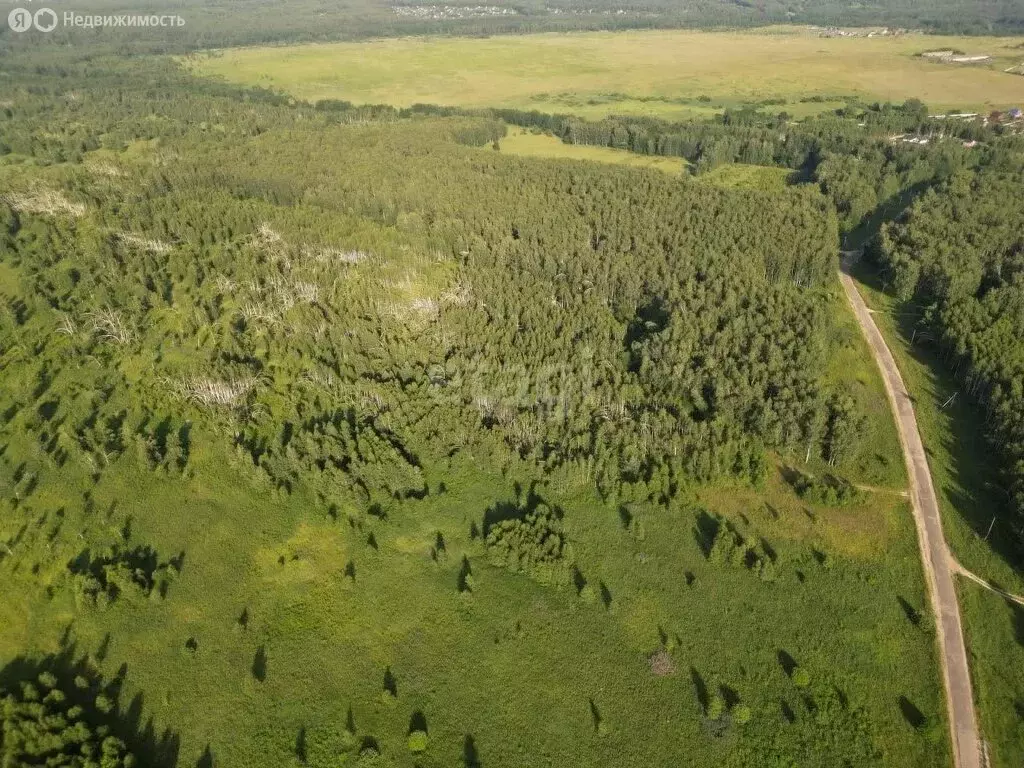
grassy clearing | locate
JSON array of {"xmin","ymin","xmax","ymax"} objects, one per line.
[
  {"xmin": 496, "ymin": 130, "xmax": 804, "ymax": 194},
  {"xmin": 848, "ymin": 261, "xmax": 1024, "ymax": 768},
  {"xmin": 184, "ymin": 28, "xmax": 1024, "ymax": 117},
  {"xmin": 1, "ymin": 431, "xmax": 948, "ymax": 768},
  {"xmin": 693, "ymin": 164, "xmax": 796, "ymax": 192},
  {"xmin": 496, "ymin": 127, "xmax": 687, "ymax": 173},
  {"xmin": 819, "ymin": 288, "xmax": 908, "ymax": 491}
]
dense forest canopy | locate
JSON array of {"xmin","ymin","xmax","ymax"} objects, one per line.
[
  {"xmin": 394, "ymin": 100, "xmax": 1023, "ymax": 236},
  {"xmin": 873, "ymin": 165, "xmax": 1024, "ymax": 548},
  {"xmin": 0, "ymin": 51, "xmax": 854, "ymax": 512}
]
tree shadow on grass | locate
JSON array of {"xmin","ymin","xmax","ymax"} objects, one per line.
[
  {"xmin": 196, "ymin": 745, "xmax": 214, "ymax": 768},
  {"xmin": 777, "ymin": 649, "xmax": 797, "ymax": 677},
  {"xmin": 719, "ymin": 683, "xmax": 740, "ymax": 709},
  {"xmin": 692, "ymin": 509, "xmax": 720, "ymax": 559},
  {"xmin": 897, "ymin": 596, "xmax": 922, "ymax": 626},
  {"xmin": 463, "ymin": 735, "xmax": 481, "ymax": 768},
  {"xmin": 96, "ymin": 631, "xmax": 111, "ymax": 662},
  {"xmin": 898, "ymin": 696, "xmax": 926, "ymax": 729},
  {"xmin": 689, "ymin": 667, "xmax": 709, "ymax": 713},
  {"xmin": 587, "ymin": 698, "xmax": 602, "ymax": 732},
  {"xmin": 572, "ymin": 565, "xmax": 587, "ymax": 595},
  {"xmin": 383, "ymin": 666, "xmax": 397, "ymax": 697},
  {"xmin": 458, "ymin": 556, "xmax": 472, "ymax": 593},
  {"xmin": 781, "ymin": 699, "xmax": 796, "ymax": 723},
  {"xmin": 251, "ymin": 646, "xmax": 267, "ymax": 682},
  {"xmin": 409, "ymin": 710, "xmax": 428, "ymax": 734}
]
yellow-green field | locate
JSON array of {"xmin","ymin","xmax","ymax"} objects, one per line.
[
  {"xmin": 694, "ymin": 163, "xmax": 796, "ymax": 191},
  {"xmin": 497, "ymin": 127, "xmax": 688, "ymax": 172},
  {"xmin": 496, "ymin": 128, "xmax": 799, "ymax": 193},
  {"xmin": 185, "ymin": 27, "xmax": 1024, "ymax": 117}
]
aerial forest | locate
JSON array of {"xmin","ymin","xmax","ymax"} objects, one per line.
[{"xmin": 0, "ymin": 32, "xmax": 1021, "ymax": 768}]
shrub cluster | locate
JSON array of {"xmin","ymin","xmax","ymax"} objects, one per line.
[
  {"xmin": 706, "ymin": 515, "xmax": 776, "ymax": 581},
  {"xmin": 68, "ymin": 545, "xmax": 178, "ymax": 608},
  {"xmin": 792, "ymin": 471, "xmax": 865, "ymax": 507},
  {"xmin": 485, "ymin": 502, "xmax": 569, "ymax": 584}
]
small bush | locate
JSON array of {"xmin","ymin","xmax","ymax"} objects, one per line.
[
  {"xmin": 68, "ymin": 544, "xmax": 177, "ymax": 608},
  {"xmin": 707, "ymin": 693, "xmax": 725, "ymax": 721},
  {"xmin": 792, "ymin": 667, "xmax": 811, "ymax": 688},
  {"xmin": 733, "ymin": 704, "xmax": 752, "ymax": 725},
  {"xmin": 407, "ymin": 730, "xmax": 428, "ymax": 753}
]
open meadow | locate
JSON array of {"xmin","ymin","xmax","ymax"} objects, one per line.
[
  {"xmin": 184, "ymin": 27, "xmax": 1024, "ymax": 117},
  {"xmin": 496, "ymin": 128, "xmax": 801, "ymax": 191}
]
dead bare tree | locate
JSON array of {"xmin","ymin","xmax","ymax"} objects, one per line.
[
  {"xmin": 85, "ymin": 308, "xmax": 135, "ymax": 345},
  {"xmin": 55, "ymin": 314, "xmax": 77, "ymax": 336},
  {"xmin": 173, "ymin": 375, "xmax": 258, "ymax": 407}
]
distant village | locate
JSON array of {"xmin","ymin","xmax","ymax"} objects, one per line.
[
  {"xmin": 811, "ymin": 26, "xmax": 918, "ymax": 38},
  {"xmin": 921, "ymin": 49, "xmax": 992, "ymax": 65},
  {"xmin": 890, "ymin": 107, "xmax": 1024, "ymax": 147},
  {"xmin": 390, "ymin": 5, "xmax": 519, "ymax": 20},
  {"xmin": 390, "ymin": 5, "xmax": 660, "ymax": 19}
]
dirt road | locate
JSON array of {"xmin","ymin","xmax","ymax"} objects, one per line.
[{"xmin": 838, "ymin": 265, "xmax": 981, "ymax": 768}]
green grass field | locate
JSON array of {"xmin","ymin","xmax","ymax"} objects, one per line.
[
  {"xmin": 1, "ymin": 422, "xmax": 945, "ymax": 768},
  {"xmin": 496, "ymin": 127, "xmax": 688, "ymax": 173},
  {"xmin": 695, "ymin": 164, "xmax": 796, "ymax": 192},
  {"xmin": 497, "ymin": 130, "xmax": 809, "ymax": 195},
  {"xmin": 184, "ymin": 27, "xmax": 1024, "ymax": 117}
]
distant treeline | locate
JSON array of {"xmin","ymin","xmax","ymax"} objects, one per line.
[
  {"xmin": 2, "ymin": 0, "xmax": 1022, "ymax": 54},
  {"xmin": 399, "ymin": 100, "xmax": 1017, "ymax": 233}
]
